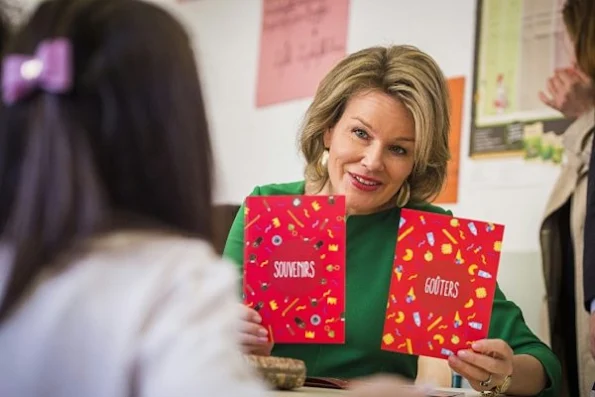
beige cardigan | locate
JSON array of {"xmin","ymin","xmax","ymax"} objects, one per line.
[
  {"xmin": 0, "ymin": 231, "xmax": 267, "ymax": 397},
  {"xmin": 540, "ymin": 110, "xmax": 595, "ymax": 397}
]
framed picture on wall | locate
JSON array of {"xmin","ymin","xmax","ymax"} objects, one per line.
[{"xmin": 468, "ymin": 0, "xmax": 573, "ymax": 161}]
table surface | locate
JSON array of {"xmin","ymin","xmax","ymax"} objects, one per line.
[{"xmin": 270, "ymin": 387, "xmax": 481, "ymax": 396}]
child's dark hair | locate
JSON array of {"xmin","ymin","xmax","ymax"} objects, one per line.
[
  {"xmin": 0, "ymin": 0, "xmax": 214, "ymax": 321},
  {"xmin": 0, "ymin": 3, "xmax": 10, "ymax": 54}
]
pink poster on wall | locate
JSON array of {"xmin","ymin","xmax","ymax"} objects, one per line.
[{"xmin": 256, "ymin": 0, "xmax": 350, "ymax": 107}]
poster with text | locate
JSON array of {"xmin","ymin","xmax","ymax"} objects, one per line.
[
  {"xmin": 255, "ymin": 0, "xmax": 350, "ymax": 107},
  {"xmin": 469, "ymin": 0, "xmax": 572, "ymax": 158}
]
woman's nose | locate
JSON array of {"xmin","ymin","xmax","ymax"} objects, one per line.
[{"xmin": 361, "ymin": 145, "xmax": 384, "ymax": 172}]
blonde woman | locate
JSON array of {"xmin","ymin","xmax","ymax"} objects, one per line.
[{"xmin": 224, "ymin": 45, "xmax": 561, "ymax": 396}]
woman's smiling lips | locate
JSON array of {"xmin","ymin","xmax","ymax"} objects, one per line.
[{"xmin": 348, "ymin": 172, "xmax": 383, "ymax": 192}]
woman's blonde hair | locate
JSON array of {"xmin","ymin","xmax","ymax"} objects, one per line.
[{"xmin": 299, "ymin": 45, "xmax": 451, "ymax": 204}]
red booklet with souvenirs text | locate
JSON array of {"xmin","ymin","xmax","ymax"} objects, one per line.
[
  {"xmin": 243, "ymin": 195, "xmax": 346, "ymax": 344},
  {"xmin": 381, "ymin": 208, "xmax": 505, "ymax": 359}
]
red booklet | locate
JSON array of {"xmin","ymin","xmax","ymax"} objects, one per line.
[
  {"xmin": 243, "ymin": 195, "xmax": 346, "ymax": 344},
  {"xmin": 381, "ymin": 209, "xmax": 504, "ymax": 359}
]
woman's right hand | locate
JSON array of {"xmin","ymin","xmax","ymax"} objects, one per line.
[
  {"xmin": 538, "ymin": 67, "xmax": 593, "ymax": 119},
  {"xmin": 239, "ymin": 305, "xmax": 274, "ymax": 356}
]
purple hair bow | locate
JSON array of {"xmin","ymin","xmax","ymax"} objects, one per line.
[{"xmin": 2, "ymin": 38, "xmax": 73, "ymax": 105}]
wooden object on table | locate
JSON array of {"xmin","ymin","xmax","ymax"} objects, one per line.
[{"xmin": 244, "ymin": 355, "xmax": 306, "ymax": 390}]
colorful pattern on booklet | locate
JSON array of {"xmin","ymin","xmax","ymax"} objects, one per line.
[
  {"xmin": 381, "ymin": 208, "xmax": 505, "ymax": 359},
  {"xmin": 244, "ymin": 195, "xmax": 346, "ymax": 344}
]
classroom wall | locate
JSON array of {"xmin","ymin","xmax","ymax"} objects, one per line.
[{"xmin": 162, "ymin": 0, "xmax": 553, "ymax": 339}]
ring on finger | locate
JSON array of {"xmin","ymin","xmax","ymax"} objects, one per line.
[{"xmin": 479, "ymin": 373, "xmax": 492, "ymax": 388}]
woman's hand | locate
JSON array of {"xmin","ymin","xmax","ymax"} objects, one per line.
[
  {"xmin": 539, "ymin": 67, "xmax": 594, "ymax": 119},
  {"xmin": 447, "ymin": 339, "xmax": 513, "ymax": 393},
  {"xmin": 238, "ymin": 305, "xmax": 274, "ymax": 356}
]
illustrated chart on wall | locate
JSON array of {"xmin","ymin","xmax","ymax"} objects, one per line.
[
  {"xmin": 255, "ymin": 0, "xmax": 350, "ymax": 107},
  {"xmin": 469, "ymin": 0, "xmax": 571, "ymax": 160},
  {"xmin": 434, "ymin": 77, "xmax": 465, "ymax": 205}
]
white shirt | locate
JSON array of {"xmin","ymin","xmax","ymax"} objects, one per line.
[{"xmin": 0, "ymin": 231, "xmax": 267, "ymax": 397}]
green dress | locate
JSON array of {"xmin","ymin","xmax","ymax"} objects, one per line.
[{"xmin": 223, "ymin": 181, "xmax": 561, "ymax": 396}]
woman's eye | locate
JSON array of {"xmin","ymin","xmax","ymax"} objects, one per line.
[
  {"xmin": 354, "ymin": 129, "xmax": 368, "ymax": 139},
  {"xmin": 353, "ymin": 128, "xmax": 369, "ymax": 139},
  {"xmin": 389, "ymin": 146, "xmax": 407, "ymax": 155}
]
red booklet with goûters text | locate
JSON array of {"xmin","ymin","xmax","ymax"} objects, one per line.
[{"xmin": 381, "ymin": 208, "xmax": 505, "ymax": 359}]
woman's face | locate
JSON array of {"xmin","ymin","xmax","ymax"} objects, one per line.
[{"xmin": 323, "ymin": 90, "xmax": 416, "ymax": 215}]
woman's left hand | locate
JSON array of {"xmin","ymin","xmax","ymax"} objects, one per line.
[{"xmin": 447, "ymin": 339, "xmax": 514, "ymax": 393}]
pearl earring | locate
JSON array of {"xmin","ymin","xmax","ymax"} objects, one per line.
[{"xmin": 320, "ymin": 149, "xmax": 329, "ymax": 168}]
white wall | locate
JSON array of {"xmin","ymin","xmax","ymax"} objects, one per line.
[
  {"xmin": 161, "ymin": 0, "xmax": 554, "ymax": 338},
  {"xmin": 163, "ymin": 0, "xmax": 553, "ymax": 338},
  {"xmin": 169, "ymin": 0, "xmax": 559, "ymax": 250}
]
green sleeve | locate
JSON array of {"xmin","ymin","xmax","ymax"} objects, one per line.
[
  {"xmin": 488, "ymin": 287, "xmax": 561, "ymax": 397},
  {"xmin": 222, "ymin": 186, "xmax": 262, "ymax": 272}
]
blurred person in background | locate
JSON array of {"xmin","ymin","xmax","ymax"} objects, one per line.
[
  {"xmin": 0, "ymin": 0, "xmax": 266, "ymax": 395},
  {"xmin": 539, "ymin": 0, "xmax": 595, "ymax": 396},
  {"xmin": 576, "ymin": 0, "xmax": 595, "ymax": 379}
]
